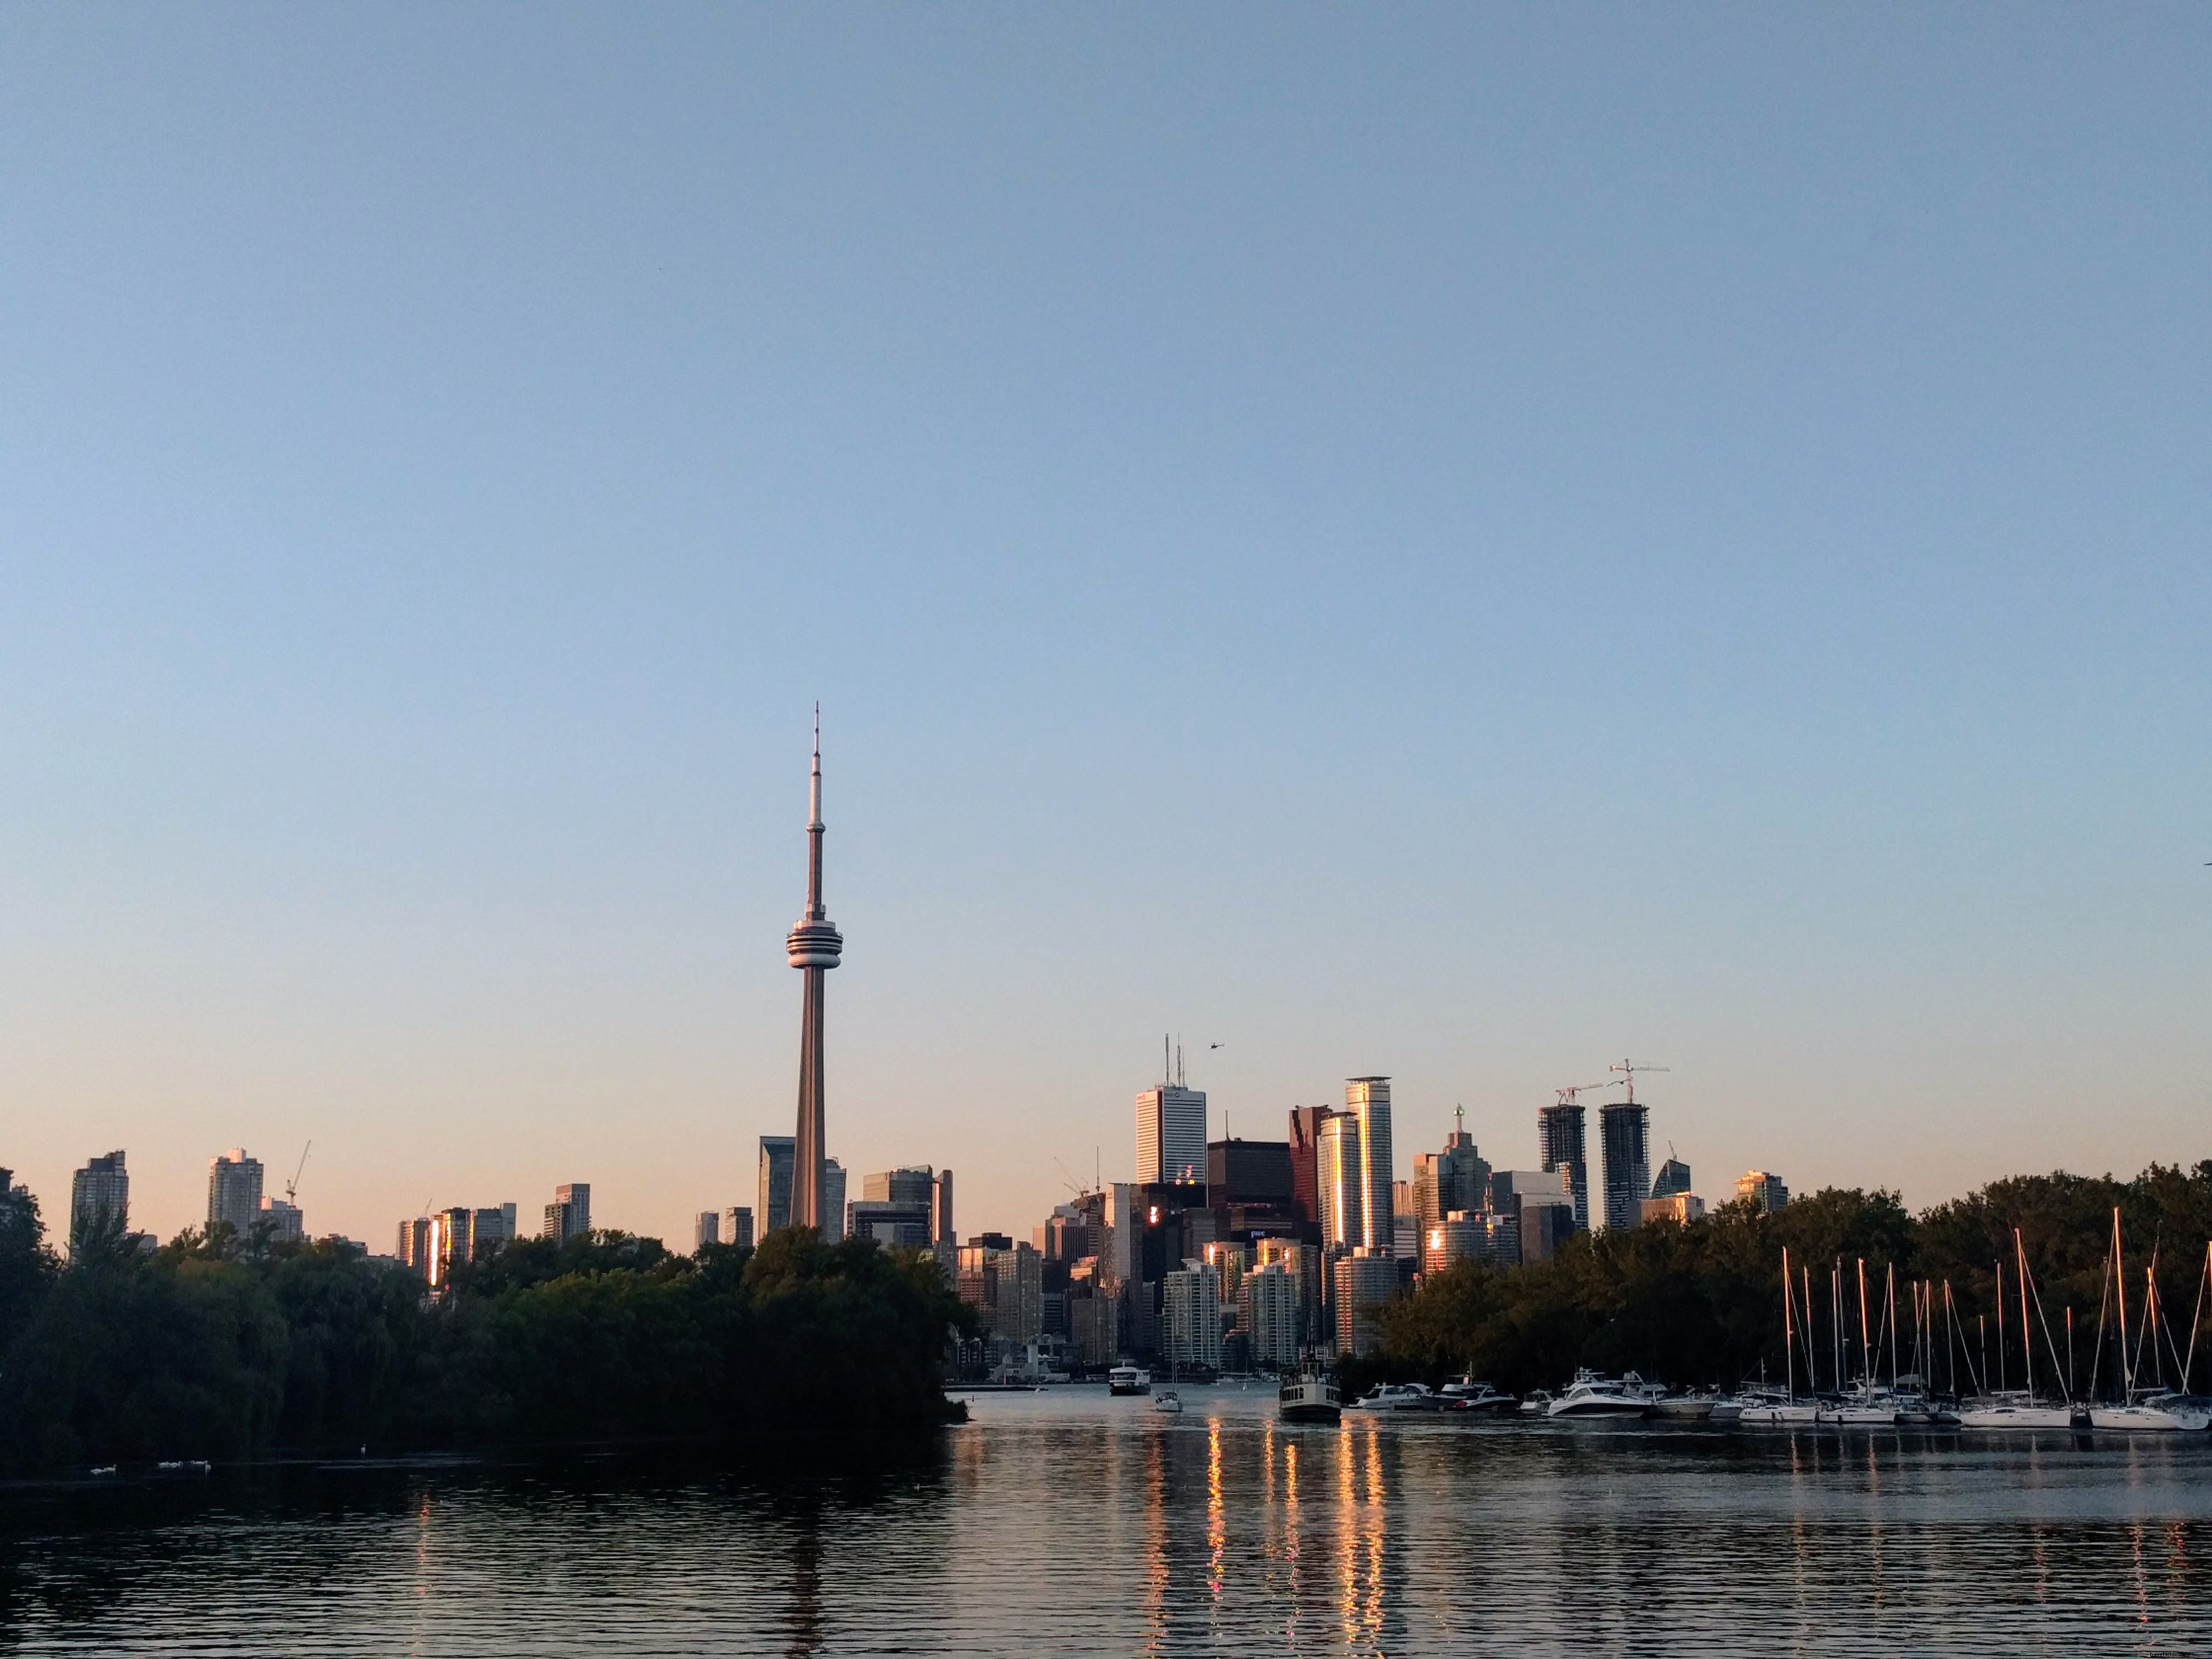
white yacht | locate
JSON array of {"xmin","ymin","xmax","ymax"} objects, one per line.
[
  {"xmin": 1545, "ymin": 1371, "xmax": 1652, "ymax": 1419},
  {"xmin": 1278, "ymin": 1370, "xmax": 1342, "ymax": 1425},
  {"xmin": 1736, "ymin": 1387, "xmax": 1819, "ymax": 1426},
  {"xmin": 1518, "ymin": 1390, "xmax": 1553, "ymax": 1416},
  {"xmin": 1152, "ymin": 1389, "xmax": 1183, "ymax": 1416},
  {"xmin": 1347, "ymin": 1382, "xmax": 1441, "ymax": 1412},
  {"xmin": 2090, "ymin": 1401, "xmax": 2183, "ymax": 1432},
  {"xmin": 1108, "ymin": 1364, "xmax": 1150, "ymax": 1397},
  {"xmin": 1957, "ymin": 1393, "xmax": 2077, "ymax": 1430},
  {"xmin": 2140, "ymin": 1392, "xmax": 2212, "ymax": 1431},
  {"xmin": 1439, "ymin": 1378, "xmax": 1517, "ymax": 1414}
]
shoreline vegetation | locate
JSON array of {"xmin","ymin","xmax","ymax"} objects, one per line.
[
  {"xmin": 0, "ymin": 1200, "xmax": 975, "ymax": 1475},
  {"xmin": 1348, "ymin": 1160, "xmax": 2212, "ymax": 1398}
]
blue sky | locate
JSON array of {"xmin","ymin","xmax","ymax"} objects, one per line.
[{"xmin": 3, "ymin": 5, "xmax": 2208, "ymax": 1250}]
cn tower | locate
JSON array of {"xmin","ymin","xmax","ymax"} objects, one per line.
[{"xmin": 785, "ymin": 707, "xmax": 843, "ymax": 1232}]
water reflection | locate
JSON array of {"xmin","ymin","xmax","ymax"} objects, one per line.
[{"xmin": 6, "ymin": 1397, "xmax": 2212, "ymax": 1656}]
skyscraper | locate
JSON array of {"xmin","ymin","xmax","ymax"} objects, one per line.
[
  {"xmin": 542, "ymin": 1181, "xmax": 591, "ymax": 1242},
  {"xmin": 1286, "ymin": 1105, "xmax": 1333, "ymax": 1227},
  {"xmin": 70, "ymin": 1150, "xmax": 129, "ymax": 1254},
  {"xmin": 1136, "ymin": 1080, "xmax": 1207, "ymax": 1186},
  {"xmin": 1537, "ymin": 1100, "xmax": 1590, "ymax": 1233},
  {"xmin": 934, "ymin": 1169, "xmax": 955, "ymax": 1251},
  {"xmin": 821, "ymin": 1159, "xmax": 847, "ymax": 1241},
  {"xmin": 786, "ymin": 710, "xmax": 844, "ymax": 1233},
  {"xmin": 759, "ymin": 1135, "xmax": 794, "ymax": 1233},
  {"xmin": 207, "ymin": 1148, "xmax": 264, "ymax": 1237},
  {"xmin": 1736, "ymin": 1170, "xmax": 1790, "ymax": 1212},
  {"xmin": 1344, "ymin": 1078, "xmax": 1395, "ymax": 1253},
  {"xmin": 1650, "ymin": 1153, "xmax": 1692, "ymax": 1200},
  {"xmin": 1314, "ymin": 1114, "xmax": 1364, "ymax": 1250},
  {"xmin": 1599, "ymin": 1102, "xmax": 1650, "ymax": 1232},
  {"xmin": 721, "ymin": 1205, "xmax": 755, "ymax": 1248}
]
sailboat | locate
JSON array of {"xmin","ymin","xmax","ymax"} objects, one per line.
[
  {"xmin": 1821, "ymin": 1259, "xmax": 1902, "ymax": 1425},
  {"xmin": 2089, "ymin": 1207, "xmax": 2183, "ymax": 1432},
  {"xmin": 1959, "ymin": 1228, "xmax": 2074, "ymax": 1429},
  {"xmin": 2138, "ymin": 1240, "xmax": 2212, "ymax": 1430},
  {"xmin": 1741, "ymin": 1246, "xmax": 1820, "ymax": 1425}
]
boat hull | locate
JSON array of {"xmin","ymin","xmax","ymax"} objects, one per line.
[
  {"xmin": 1279, "ymin": 1402, "xmax": 1342, "ymax": 1424},
  {"xmin": 1738, "ymin": 1403, "xmax": 1820, "ymax": 1426},
  {"xmin": 1652, "ymin": 1399, "xmax": 1714, "ymax": 1421},
  {"xmin": 1958, "ymin": 1406, "xmax": 2076, "ymax": 1430},
  {"xmin": 2090, "ymin": 1406, "xmax": 2183, "ymax": 1432},
  {"xmin": 1819, "ymin": 1406, "xmax": 1900, "ymax": 1426},
  {"xmin": 1547, "ymin": 1401, "xmax": 1650, "ymax": 1419}
]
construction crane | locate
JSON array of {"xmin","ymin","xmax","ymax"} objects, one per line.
[
  {"xmin": 1053, "ymin": 1156, "xmax": 1092, "ymax": 1200},
  {"xmin": 1553, "ymin": 1082, "xmax": 1615, "ymax": 1105},
  {"xmin": 285, "ymin": 1142, "xmax": 312, "ymax": 1205},
  {"xmin": 1610, "ymin": 1059, "xmax": 1670, "ymax": 1103}
]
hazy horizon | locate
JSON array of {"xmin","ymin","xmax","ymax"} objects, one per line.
[{"xmin": 4, "ymin": 6, "xmax": 2209, "ymax": 1251}]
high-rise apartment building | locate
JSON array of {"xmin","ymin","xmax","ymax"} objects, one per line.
[
  {"xmin": 1314, "ymin": 1114, "xmax": 1364, "ymax": 1250},
  {"xmin": 1650, "ymin": 1155, "xmax": 1692, "ymax": 1200},
  {"xmin": 1163, "ymin": 1262, "xmax": 1223, "ymax": 1372},
  {"xmin": 1240, "ymin": 1262, "xmax": 1302, "ymax": 1369},
  {"xmin": 956, "ymin": 1240, "xmax": 1043, "ymax": 1347},
  {"xmin": 759, "ymin": 1136, "xmax": 795, "ymax": 1234},
  {"xmin": 1599, "ymin": 1103, "xmax": 1650, "ymax": 1232},
  {"xmin": 207, "ymin": 1149, "xmax": 264, "ymax": 1237},
  {"xmin": 820, "ymin": 1159, "xmax": 847, "ymax": 1240},
  {"xmin": 695, "ymin": 1210, "xmax": 721, "ymax": 1250},
  {"xmin": 1537, "ymin": 1102, "xmax": 1590, "ymax": 1233},
  {"xmin": 722, "ymin": 1205, "xmax": 755, "ymax": 1248},
  {"xmin": 70, "ymin": 1150, "xmax": 129, "ymax": 1254},
  {"xmin": 1333, "ymin": 1249, "xmax": 1397, "ymax": 1358},
  {"xmin": 396, "ymin": 1215, "xmax": 433, "ymax": 1277},
  {"xmin": 1736, "ymin": 1170, "xmax": 1790, "ymax": 1213},
  {"xmin": 542, "ymin": 1182, "xmax": 591, "ymax": 1242},
  {"xmin": 1344, "ymin": 1078, "xmax": 1395, "ymax": 1254},
  {"xmin": 259, "ymin": 1195, "xmax": 304, "ymax": 1242},
  {"xmin": 1136, "ymin": 1084, "xmax": 1208, "ymax": 1186}
]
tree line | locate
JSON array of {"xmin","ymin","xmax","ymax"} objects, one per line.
[
  {"xmin": 0, "ymin": 1194, "xmax": 975, "ymax": 1474},
  {"xmin": 1357, "ymin": 1161, "xmax": 2212, "ymax": 1398}
]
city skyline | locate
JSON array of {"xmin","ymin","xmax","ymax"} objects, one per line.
[{"xmin": 5, "ymin": 10, "xmax": 2210, "ymax": 1250}]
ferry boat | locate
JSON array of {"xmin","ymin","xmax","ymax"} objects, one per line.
[
  {"xmin": 1108, "ymin": 1364, "xmax": 1151, "ymax": 1397},
  {"xmin": 1278, "ymin": 1370, "xmax": 1342, "ymax": 1424},
  {"xmin": 1545, "ymin": 1370, "xmax": 1651, "ymax": 1419}
]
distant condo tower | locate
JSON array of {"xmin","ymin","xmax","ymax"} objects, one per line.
[{"xmin": 786, "ymin": 709, "xmax": 844, "ymax": 1232}]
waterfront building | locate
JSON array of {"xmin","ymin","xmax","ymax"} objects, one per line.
[
  {"xmin": 1137, "ymin": 1081, "xmax": 1208, "ymax": 1186},
  {"xmin": 1641, "ymin": 1193, "xmax": 1704, "ymax": 1225},
  {"xmin": 542, "ymin": 1181, "xmax": 591, "ymax": 1242},
  {"xmin": 1162, "ymin": 1262, "xmax": 1224, "ymax": 1372},
  {"xmin": 1314, "ymin": 1114, "xmax": 1364, "ymax": 1249},
  {"xmin": 759, "ymin": 1136, "xmax": 794, "ymax": 1233},
  {"xmin": 1737, "ymin": 1170, "xmax": 1790, "ymax": 1212},
  {"xmin": 1598, "ymin": 1102, "xmax": 1650, "ymax": 1232},
  {"xmin": 206, "ymin": 1149, "xmax": 264, "ymax": 1237},
  {"xmin": 258, "ymin": 1195, "xmax": 304, "ymax": 1242},
  {"xmin": 1650, "ymin": 1154, "xmax": 1692, "ymax": 1200},
  {"xmin": 821, "ymin": 1159, "xmax": 847, "ymax": 1240},
  {"xmin": 1537, "ymin": 1102, "xmax": 1590, "ymax": 1233},
  {"xmin": 1240, "ymin": 1261, "xmax": 1303, "ymax": 1368},
  {"xmin": 721, "ymin": 1205, "xmax": 754, "ymax": 1248},
  {"xmin": 1333, "ymin": 1248, "xmax": 1397, "ymax": 1359},
  {"xmin": 1344, "ymin": 1078, "xmax": 1395, "ymax": 1254},
  {"xmin": 1286, "ymin": 1105, "xmax": 1333, "ymax": 1228},
  {"xmin": 785, "ymin": 713, "xmax": 845, "ymax": 1233},
  {"xmin": 70, "ymin": 1150, "xmax": 129, "ymax": 1254}
]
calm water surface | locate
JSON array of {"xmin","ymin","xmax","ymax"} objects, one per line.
[{"xmin": 5, "ymin": 1385, "xmax": 2210, "ymax": 1656}]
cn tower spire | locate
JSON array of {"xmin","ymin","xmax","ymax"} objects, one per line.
[{"xmin": 786, "ymin": 706, "xmax": 843, "ymax": 1232}]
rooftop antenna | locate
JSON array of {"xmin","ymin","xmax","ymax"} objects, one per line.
[{"xmin": 1164, "ymin": 1033, "xmax": 1171, "ymax": 1086}]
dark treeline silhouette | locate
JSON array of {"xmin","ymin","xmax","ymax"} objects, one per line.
[
  {"xmin": 0, "ymin": 1194, "xmax": 974, "ymax": 1473},
  {"xmin": 1355, "ymin": 1161, "xmax": 2212, "ymax": 1398}
]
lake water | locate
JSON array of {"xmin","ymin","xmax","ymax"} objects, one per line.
[{"xmin": 5, "ymin": 1385, "xmax": 2210, "ymax": 1656}]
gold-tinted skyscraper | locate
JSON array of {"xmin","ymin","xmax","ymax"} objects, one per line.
[{"xmin": 785, "ymin": 710, "xmax": 843, "ymax": 1232}]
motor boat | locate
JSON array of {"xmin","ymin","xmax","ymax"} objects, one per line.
[
  {"xmin": 1278, "ymin": 1369, "xmax": 1342, "ymax": 1425},
  {"xmin": 1108, "ymin": 1365, "xmax": 1151, "ymax": 1397},
  {"xmin": 1439, "ymin": 1377, "xmax": 1517, "ymax": 1413},
  {"xmin": 1650, "ymin": 1391, "xmax": 1716, "ymax": 1422},
  {"xmin": 1347, "ymin": 1382, "xmax": 1443, "ymax": 1412},
  {"xmin": 1519, "ymin": 1390, "xmax": 1553, "ymax": 1416},
  {"xmin": 1707, "ymin": 1395, "xmax": 1744, "ymax": 1424},
  {"xmin": 1545, "ymin": 1371, "xmax": 1652, "ymax": 1419},
  {"xmin": 1152, "ymin": 1389, "xmax": 1183, "ymax": 1415}
]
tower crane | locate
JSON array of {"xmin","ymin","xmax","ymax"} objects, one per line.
[
  {"xmin": 1552, "ymin": 1082, "xmax": 1615, "ymax": 1106},
  {"xmin": 285, "ymin": 1142, "xmax": 312, "ymax": 1205},
  {"xmin": 1609, "ymin": 1059, "xmax": 1670, "ymax": 1104}
]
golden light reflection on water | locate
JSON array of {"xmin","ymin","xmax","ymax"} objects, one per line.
[
  {"xmin": 1141, "ymin": 1426, "xmax": 1167, "ymax": 1655},
  {"xmin": 1207, "ymin": 1417, "xmax": 1225, "ymax": 1601}
]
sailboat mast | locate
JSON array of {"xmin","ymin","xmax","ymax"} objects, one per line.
[
  {"xmin": 1782, "ymin": 1245, "xmax": 1795, "ymax": 1400},
  {"xmin": 1886, "ymin": 1263, "xmax": 1899, "ymax": 1392},
  {"xmin": 2185, "ymin": 1240, "xmax": 2210, "ymax": 1395},
  {"xmin": 1857, "ymin": 1259, "xmax": 1872, "ymax": 1402},
  {"xmin": 2113, "ymin": 1207, "xmax": 2132, "ymax": 1397},
  {"xmin": 2015, "ymin": 1228, "xmax": 2034, "ymax": 1400}
]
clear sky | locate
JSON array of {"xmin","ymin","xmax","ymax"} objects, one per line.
[{"xmin": 3, "ymin": 5, "xmax": 2208, "ymax": 1252}]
